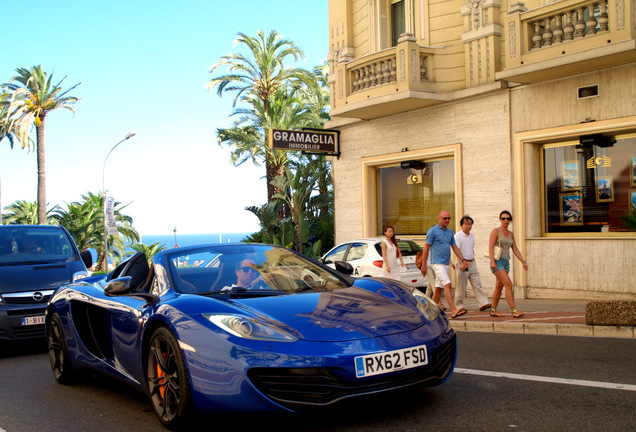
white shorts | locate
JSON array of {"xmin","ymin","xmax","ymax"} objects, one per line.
[
  {"xmin": 431, "ymin": 264, "xmax": 451, "ymax": 287},
  {"xmin": 427, "ymin": 265, "xmax": 441, "ymax": 288}
]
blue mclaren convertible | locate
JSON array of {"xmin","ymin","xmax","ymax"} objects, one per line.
[{"xmin": 46, "ymin": 244, "xmax": 456, "ymax": 428}]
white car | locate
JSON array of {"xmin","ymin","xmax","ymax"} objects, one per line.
[{"xmin": 321, "ymin": 237, "xmax": 427, "ymax": 288}]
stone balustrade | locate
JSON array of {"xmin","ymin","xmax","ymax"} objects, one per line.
[
  {"xmin": 529, "ymin": 0, "xmax": 609, "ymax": 50},
  {"xmin": 350, "ymin": 57, "xmax": 397, "ymax": 93},
  {"xmin": 349, "ymin": 51, "xmax": 428, "ymax": 93}
]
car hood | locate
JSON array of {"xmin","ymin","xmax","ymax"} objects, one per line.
[
  {"xmin": 227, "ymin": 281, "xmax": 424, "ymax": 342},
  {"xmin": 0, "ymin": 262, "xmax": 75, "ymax": 293}
]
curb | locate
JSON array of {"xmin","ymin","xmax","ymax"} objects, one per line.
[{"xmin": 450, "ymin": 321, "xmax": 636, "ymax": 339}]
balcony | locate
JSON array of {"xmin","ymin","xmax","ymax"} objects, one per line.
[
  {"xmin": 329, "ymin": 41, "xmax": 443, "ymax": 120},
  {"xmin": 498, "ymin": 0, "xmax": 636, "ymax": 83}
]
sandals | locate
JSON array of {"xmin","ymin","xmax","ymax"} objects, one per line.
[
  {"xmin": 489, "ymin": 307, "xmax": 505, "ymax": 317},
  {"xmin": 437, "ymin": 303, "xmax": 446, "ymax": 311},
  {"xmin": 511, "ymin": 307, "xmax": 525, "ymax": 318},
  {"xmin": 451, "ymin": 308, "xmax": 467, "ymax": 319}
]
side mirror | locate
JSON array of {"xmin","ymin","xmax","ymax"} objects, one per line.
[
  {"xmin": 104, "ymin": 276, "xmax": 133, "ymax": 296},
  {"xmin": 334, "ymin": 260, "xmax": 353, "ymax": 275},
  {"xmin": 81, "ymin": 250, "xmax": 93, "ymax": 269}
]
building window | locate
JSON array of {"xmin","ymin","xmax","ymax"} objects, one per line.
[
  {"xmin": 377, "ymin": 0, "xmax": 407, "ymax": 49},
  {"xmin": 391, "ymin": 0, "xmax": 406, "ymax": 46},
  {"xmin": 542, "ymin": 133, "xmax": 636, "ymax": 234},
  {"xmin": 376, "ymin": 157, "xmax": 455, "ymax": 235}
]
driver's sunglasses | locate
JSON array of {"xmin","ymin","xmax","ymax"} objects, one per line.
[
  {"xmin": 238, "ymin": 267, "xmax": 255, "ymax": 273},
  {"xmin": 501, "ymin": 217, "xmax": 512, "ymax": 221},
  {"xmin": 441, "ymin": 217, "xmax": 451, "ymax": 220}
]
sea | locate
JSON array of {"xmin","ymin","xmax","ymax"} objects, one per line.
[{"xmin": 140, "ymin": 232, "xmax": 254, "ymax": 249}]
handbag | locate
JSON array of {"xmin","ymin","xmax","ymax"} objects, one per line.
[
  {"xmin": 416, "ymin": 251, "xmax": 423, "ymax": 269},
  {"xmin": 484, "ymin": 230, "xmax": 503, "ymax": 260}
]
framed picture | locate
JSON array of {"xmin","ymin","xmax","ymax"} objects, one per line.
[
  {"xmin": 630, "ymin": 155, "xmax": 636, "ymax": 187},
  {"xmin": 630, "ymin": 189, "xmax": 636, "ymax": 209},
  {"xmin": 560, "ymin": 191, "xmax": 583, "ymax": 225},
  {"xmin": 561, "ymin": 160, "xmax": 580, "ymax": 190},
  {"xmin": 596, "ymin": 176, "xmax": 614, "ymax": 202}
]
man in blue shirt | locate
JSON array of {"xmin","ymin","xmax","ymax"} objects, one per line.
[{"xmin": 420, "ymin": 210, "xmax": 469, "ymax": 318}]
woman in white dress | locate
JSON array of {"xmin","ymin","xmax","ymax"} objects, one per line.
[{"xmin": 381, "ymin": 225, "xmax": 405, "ymax": 281}]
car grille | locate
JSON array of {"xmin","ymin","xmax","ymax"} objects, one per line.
[
  {"xmin": 248, "ymin": 333, "xmax": 456, "ymax": 408},
  {"xmin": 4, "ymin": 308, "xmax": 48, "ymax": 340},
  {"xmin": 11, "ymin": 324, "xmax": 46, "ymax": 339},
  {"xmin": 2, "ymin": 290, "xmax": 54, "ymax": 304}
]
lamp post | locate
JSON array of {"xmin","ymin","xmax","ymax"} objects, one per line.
[{"xmin": 102, "ymin": 132, "xmax": 136, "ymax": 272}]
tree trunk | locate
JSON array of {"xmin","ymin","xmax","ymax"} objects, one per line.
[
  {"xmin": 36, "ymin": 116, "xmax": 47, "ymax": 225},
  {"xmin": 265, "ymin": 155, "xmax": 289, "ymax": 220}
]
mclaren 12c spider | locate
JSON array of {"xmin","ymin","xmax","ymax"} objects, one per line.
[{"xmin": 46, "ymin": 244, "xmax": 456, "ymax": 428}]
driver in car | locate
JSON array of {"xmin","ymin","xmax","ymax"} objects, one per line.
[{"xmin": 222, "ymin": 259, "xmax": 266, "ymax": 291}]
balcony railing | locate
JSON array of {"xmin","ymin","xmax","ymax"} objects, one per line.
[
  {"xmin": 528, "ymin": 0, "xmax": 609, "ymax": 50},
  {"xmin": 349, "ymin": 50, "xmax": 429, "ymax": 94},
  {"xmin": 330, "ymin": 40, "xmax": 439, "ymax": 119},
  {"xmin": 500, "ymin": 0, "xmax": 636, "ymax": 82}
]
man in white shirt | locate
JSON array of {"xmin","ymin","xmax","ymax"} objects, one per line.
[{"xmin": 454, "ymin": 215, "xmax": 491, "ymax": 311}]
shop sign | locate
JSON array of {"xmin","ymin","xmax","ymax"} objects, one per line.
[{"xmin": 269, "ymin": 129, "xmax": 338, "ymax": 154}]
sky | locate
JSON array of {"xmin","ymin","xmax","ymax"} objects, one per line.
[{"xmin": 0, "ymin": 0, "xmax": 328, "ymax": 237}]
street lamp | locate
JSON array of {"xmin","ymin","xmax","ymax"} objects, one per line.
[
  {"xmin": 173, "ymin": 227, "xmax": 178, "ymax": 248},
  {"xmin": 102, "ymin": 132, "xmax": 136, "ymax": 271}
]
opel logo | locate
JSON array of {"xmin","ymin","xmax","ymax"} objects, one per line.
[{"xmin": 32, "ymin": 292, "xmax": 44, "ymax": 301}]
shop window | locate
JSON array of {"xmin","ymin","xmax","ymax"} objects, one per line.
[
  {"xmin": 542, "ymin": 133, "xmax": 636, "ymax": 233},
  {"xmin": 376, "ymin": 158, "xmax": 455, "ymax": 236}
]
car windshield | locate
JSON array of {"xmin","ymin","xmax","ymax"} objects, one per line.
[
  {"xmin": 163, "ymin": 245, "xmax": 351, "ymax": 295},
  {"xmin": 0, "ymin": 227, "xmax": 76, "ymax": 266}
]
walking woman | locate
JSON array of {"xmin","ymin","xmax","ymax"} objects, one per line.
[
  {"xmin": 381, "ymin": 225, "xmax": 405, "ymax": 281},
  {"xmin": 488, "ymin": 211, "xmax": 528, "ymax": 318}
]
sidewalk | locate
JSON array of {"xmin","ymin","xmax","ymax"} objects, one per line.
[{"xmin": 445, "ymin": 298, "xmax": 636, "ymax": 339}]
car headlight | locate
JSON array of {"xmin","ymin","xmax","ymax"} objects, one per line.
[
  {"xmin": 73, "ymin": 271, "xmax": 89, "ymax": 282},
  {"xmin": 412, "ymin": 290, "xmax": 440, "ymax": 321},
  {"xmin": 204, "ymin": 314, "xmax": 298, "ymax": 342}
]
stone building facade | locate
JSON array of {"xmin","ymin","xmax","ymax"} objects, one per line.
[{"xmin": 326, "ymin": 0, "xmax": 636, "ymax": 300}]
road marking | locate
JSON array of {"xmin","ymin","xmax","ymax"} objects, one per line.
[{"xmin": 455, "ymin": 368, "xmax": 636, "ymax": 392}]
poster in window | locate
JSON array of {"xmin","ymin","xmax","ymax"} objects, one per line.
[
  {"xmin": 559, "ymin": 192, "xmax": 583, "ymax": 225},
  {"xmin": 630, "ymin": 155, "xmax": 636, "ymax": 186},
  {"xmin": 596, "ymin": 176, "xmax": 614, "ymax": 202},
  {"xmin": 629, "ymin": 189, "xmax": 636, "ymax": 209},
  {"xmin": 561, "ymin": 161, "xmax": 580, "ymax": 190}
]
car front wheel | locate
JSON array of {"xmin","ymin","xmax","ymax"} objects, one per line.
[
  {"xmin": 47, "ymin": 312, "xmax": 78, "ymax": 384},
  {"xmin": 146, "ymin": 327, "xmax": 193, "ymax": 428}
]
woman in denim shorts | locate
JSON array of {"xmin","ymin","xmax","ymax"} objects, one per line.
[{"xmin": 488, "ymin": 210, "xmax": 528, "ymax": 318}]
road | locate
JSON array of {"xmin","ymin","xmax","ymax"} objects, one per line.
[{"xmin": 1, "ymin": 332, "xmax": 635, "ymax": 432}]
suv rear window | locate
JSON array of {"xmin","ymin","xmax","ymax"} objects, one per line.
[{"xmin": 374, "ymin": 240, "xmax": 422, "ymax": 257}]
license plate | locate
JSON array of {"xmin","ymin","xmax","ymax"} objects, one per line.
[
  {"xmin": 406, "ymin": 263, "xmax": 418, "ymax": 271},
  {"xmin": 355, "ymin": 344, "xmax": 428, "ymax": 378},
  {"xmin": 21, "ymin": 316, "xmax": 45, "ymax": 326}
]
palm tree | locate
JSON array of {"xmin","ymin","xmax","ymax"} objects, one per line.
[
  {"xmin": 2, "ymin": 200, "xmax": 56, "ymax": 225},
  {"xmin": 207, "ymin": 30, "xmax": 318, "ymax": 203},
  {"xmin": 50, "ymin": 199, "xmax": 102, "ymax": 252},
  {"xmin": 3, "ymin": 65, "xmax": 80, "ymax": 224},
  {"xmin": 51, "ymin": 192, "xmax": 140, "ymax": 271},
  {"xmin": 80, "ymin": 191, "xmax": 140, "ymax": 270},
  {"xmin": 271, "ymin": 165, "xmax": 320, "ymax": 254},
  {"xmin": 217, "ymin": 87, "xmax": 320, "ymax": 203},
  {"xmin": 130, "ymin": 242, "xmax": 167, "ymax": 260}
]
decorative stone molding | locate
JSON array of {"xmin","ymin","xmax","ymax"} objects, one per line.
[
  {"xmin": 509, "ymin": 21, "xmax": 517, "ymax": 57},
  {"xmin": 616, "ymin": 0, "xmax": 625, "ymax": 30},
  {"xmin": 461, "ymin": 0, "xmax": 502, "ymax": 42}
]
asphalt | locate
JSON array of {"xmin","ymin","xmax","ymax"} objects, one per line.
[{"xmin": 444, "ymin": 298, "xmax": 636, "ymax": 339}]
